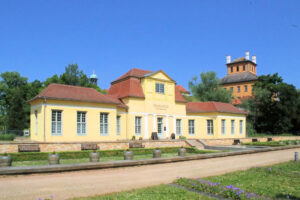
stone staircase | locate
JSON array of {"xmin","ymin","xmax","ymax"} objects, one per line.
[{"xmin": 185, "ymin": 139, "xmax": 206, "ymax": 150}]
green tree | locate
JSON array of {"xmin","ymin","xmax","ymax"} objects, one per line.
[
  {"xmin": 0, "ymin": 72, "xmax": 29, "ymax": 131},
  {"xmin": 241, "ymin": 73, "xmax": 299, "ymax": 135},
  {"xmin": 188, "ymin": 71, "xmax": 232, "ymax": 103}
]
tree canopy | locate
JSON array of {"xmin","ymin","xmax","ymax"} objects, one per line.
[
  {"xmin": 241, "ymin": 73, "xmax": 300, "ymax": 135},
  {"xmin": 188, "ymin": 71, "xmax": 232, "ymax": 103}
]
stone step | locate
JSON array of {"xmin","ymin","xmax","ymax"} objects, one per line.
[{"xmin": 186, "ymin": 139, "xmax": 205, "ymax": 150}]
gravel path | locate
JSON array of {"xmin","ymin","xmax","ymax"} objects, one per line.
[{"xmin": 0, "ymin": 147, "xmax": 299, "ymax": 200}]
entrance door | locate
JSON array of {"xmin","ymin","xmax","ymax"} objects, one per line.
[{"xmin": 157, "ymin": 117, "xmax": 163, "ymax": 138}]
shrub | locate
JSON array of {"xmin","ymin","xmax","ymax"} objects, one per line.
[
  {"xmin": 0, "ymin": 134, "xmax": 15, "ymax": 141},
  {"xmin": 179, "ymin": 136, "xmax": 186, "ymax": 140}
]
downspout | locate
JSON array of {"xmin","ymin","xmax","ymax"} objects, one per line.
[{"xmin": 43, "ymin": 98, "xmax": 46, "ymax": 142}]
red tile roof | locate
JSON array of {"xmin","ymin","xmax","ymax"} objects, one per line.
[
  {"xmin": 175, "ymin": 86, "xmax": 188, "ymax": 103},
  {"xmin": 186, "ymin": 101, "xmax": 247, "ymax": 114},
  {"xmin": 107, "ymin": 77, "xmax": 145, "ymax": 99},
  {"xmin": 112, "ymin": 68, "xmax": 153, "ymax": 84},
  {"xmin": 30, "ymin": 84, "xmax": 127, "ymax": 108},
  {"xmin": 176, "ymin": 85, "xmax": 190, "ymax": 94}
]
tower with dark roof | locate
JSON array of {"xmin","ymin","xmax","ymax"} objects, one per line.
[
  {"xmin": 220, "ymin": 51, "xmax": 258, "ymax": 104},
  {"xmin": 89, "ymin": 71, "xmax": 98, "ymax": 85}
]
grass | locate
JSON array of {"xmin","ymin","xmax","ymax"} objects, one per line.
[
  {"xmin": 243, "ymin": 140, "xmax": 299, "ymax": 147},
  {"xmin": 11, "ymin": 151, "xmax": 213, "ymax": 167},
  {"xmin": 175, "ymin": 161, "xmax": 300, "ymax": 199},
  {"xmin": 71, "ymin": 185, "xmax": 216, "ymax": 200}
]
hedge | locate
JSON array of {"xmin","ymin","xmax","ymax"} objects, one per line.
[
  {"xmin": 0, "ymin": 147, "xmax": 215, "ymax": 162},
  {"xmin": 242, "ymin": 140, "xmax": 299, "ymax": 147},
  {"xmin": 0, "ymin": 134, "xmax": 15, "ymax": 141}
]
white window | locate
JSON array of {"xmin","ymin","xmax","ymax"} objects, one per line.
[
  {"xmin": 207, "ymin": 120, "xmax": 214, "ymax": 135},
  {"xmin": 176, "ymin": 119, "xmax": 181, "ymax": 135},
  {"xmin": 188, "ymin": 120, "xmax": 195, "ymax": 135},
  {"xmin": 51, "ymin": 110, "xmax": 62, "ymax": 135},
  {"xmin": 100, "ymin": 113, "xmax": 109, "ymax": 135},
  {"xmin": 240, "ymin": 120, "xmax": 243, "ymax": 134},
  {"xmin": 221, "ymin": 119, "xmax": 226, "ymax": 135},
  {"xmin": 231, "ymin": 120, "xmax": 235, "ymax": 135},
  {"xmin": 117, "ymin": 116, "xmax": 121, "ymax": 135},
  {"xmin": 35, "ymin": 110, "xmax": 38, "ymax": 136},
  {"xmin": 135, "ymin": 117, "xmax": 142, "ymax": 135},
  {"xmin": 77, "ymin": 112, "xmax": 86, "ymax": 135},
  {"xmin": 155, "ymin": 83, "xmax": 165, "ymax": 94}
]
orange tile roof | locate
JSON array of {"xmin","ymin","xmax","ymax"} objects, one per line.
[
  {"xmin": 175, "ymin": 86, "xmax": 188, "ymax": 103},
  {"xmin": 112, "ymin": 68, "xmax": 153, "ymax": 84},
  {"xmin": 108, "ymin": 77, "xmax": 145, "ymax": 99},
  {"xmin": 30, "ymin": 84, "xmax": 127, "ymax": 108},
  {"xmin": 176, "ymin": 85, "xmax": 190, "ymax": 94},
  {"xmin": 186, "ymin": 101, "xmax": 247, "ymax": 114}
]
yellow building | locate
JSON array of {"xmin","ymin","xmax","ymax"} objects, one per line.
[
  {"xmin": 29, "ymin": 68, "xmax": 247, "ymax": 142},
  {"xmin": 221, "ymin": 51, "xmax": 258, "ymax": 105}
]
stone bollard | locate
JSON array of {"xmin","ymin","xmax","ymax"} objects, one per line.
[
  {"xmin": 286, "ymin": 141, "xmax": 291, "ymax": 145},
  {"xmin": 48, "ymin": 152, "xmax": 60, "ymax": 165},
  {"xmin": 295, "ymin": 141, "xmax": 300, "ymax": 145},
  {"xmin": 279, "ymin": 141, "xmax": 283, "ymax": 145},
  {"xmin": 124, "ymin": 150, "xmax": 133, "ymax": 160},
  {"xmin": 0, "ymin": 153, "xmax": 12, "ymax": 167},
  {"xmin": 178, "ymin": 147, "xmax": 186, "ymax": 156},
  {"xmin": 89, "ymin": 151, "xmax": 100, "ymax": 162},
  {"xmin": 295, "ymin": 152, "xmax": 299, "ymax": 162},
  {"xmin": 153, "ymin": 149, "xmax": 162, "ymax": 158}
]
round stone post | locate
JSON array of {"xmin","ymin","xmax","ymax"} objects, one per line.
[{"xmin": 295, "ymin": 152, "xmax": 299, "ymax": 162}]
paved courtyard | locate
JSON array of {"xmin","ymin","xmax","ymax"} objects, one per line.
[{"xmin": 0, "ymin": 147, "xmax": 299, "ymax": 200}]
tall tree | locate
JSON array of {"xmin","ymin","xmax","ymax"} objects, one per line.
[
  {"xmin": 188, "ymin": 71, "xmax": 232, "ymax": 103},
  {"xmin": 0, "ymin": 72, "xmax": 29, "ymax": 131},
  {"xmin": 241, "ymin": 73, "xmax": 299, "ymax": 135}
]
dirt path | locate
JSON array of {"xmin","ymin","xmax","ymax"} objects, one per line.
[{"xmin": 0, "ymin": 148, "xmax": 299, "ymax": 200}]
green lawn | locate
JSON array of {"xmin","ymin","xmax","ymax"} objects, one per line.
[
  {"xmin": 71, "ymin": 185, "xmax": 216, "ymax": 200},
  {"xmin": 175, "ymin": 161, "xmax": 300, "ymax": 199},
  {"xmin": 12, "ymin": 152, "xmax": 201, "ymax": 167}
]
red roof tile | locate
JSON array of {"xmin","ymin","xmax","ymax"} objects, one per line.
[
  {"xmin": 108, "ymin": 77, "xmax": 145, "ymax": 99},
  {"xmin": 30, "ymin": 84, "xmax": 127, "ymax": 108},
  {"xmin": 175, "ymin": 87, "xmax": 188, "ymax": 103},
  {"xmin": 112, "ymin": 68, "xmax": 153, "ymax": 83},
  {"xmin": 186, "ymin": 101, "xmax": 247, "ymax": 114},
  {"xmin": 176, "ymin": 85, "xmax": 190, "ymax": 94}
]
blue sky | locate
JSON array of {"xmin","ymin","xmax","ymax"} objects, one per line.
[{"xmin": 0, "ymin": 0, "xmax": 300, "ymax": 90}]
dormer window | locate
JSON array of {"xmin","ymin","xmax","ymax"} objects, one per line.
[{"xmin": 155, "ymin": 83, "xmax": 165, "ymax": 94}]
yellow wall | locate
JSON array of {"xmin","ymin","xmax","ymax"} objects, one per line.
[{"xmin": 30, "ymin": 71, "xmax": 246, "ymax": 142}]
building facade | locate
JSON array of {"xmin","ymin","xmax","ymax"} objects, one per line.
[
  {"xmin": 29, "ymin": 69, "xmax": 247, "ymax": 142},
  {"xmin": 220, "ymin": 51, "xmax": 258, "ymax": 104}
]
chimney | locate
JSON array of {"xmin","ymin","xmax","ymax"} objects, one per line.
[
  {"xmin": 245, "ymin": 51, "xmax": 250, "ymax": 60},
  {"xmin": 226, "ymin": 55, "xmax": 231, "ymax": 64},
  {"xmin": 252, "ymin": 55, "xmax": 256, "ymax": 64}
]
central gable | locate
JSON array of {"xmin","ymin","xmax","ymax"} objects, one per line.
[{"xmin": 145, "ymin": 70, "xmax": 175, "ymax": 83}]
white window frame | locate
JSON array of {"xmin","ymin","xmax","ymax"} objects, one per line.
[
  {"xmin": 231, "ymin": 120, "xmax": 235, "ymax": 135},
  {"xmin": 117, "ymin": 116, "xmax": 121, "ymax": 135},
  {"xmin": 188, "ymin": 120, "xmax": 195, "ymax": 135},
  {"xmin": 35, "ymin": 110, "xmax": 38, "ymax": 136},
  {"xmin": 77, "ymin": 111, "xmax": 87, "ymax": 136},
  {"xmin": 51, "ymin": 110, "xmax": 62, "ymax": 136},
  {"xmin": 135, "ymin": 116, "xmax": 142, "ymax": 135},
  {"xmin": 155, "ymin": 83, "xmax": 165, "ymax": 94},
  {"xmin": 176, "ymin": 119, "xmax": 181, "ymax": 135},
  {"xmin": 221, "ymin": 119, "xmax": 226, "ymax": 135},
  {"xmin": 207, "ymin": 120, "xmax": 214, "ymax": 135},
  {"xmin": 239, "ymin": 120, "xmax": 243, "ymax": 134},
  {"xmin": 100, "ymin": 113, "xmax": 109, "ymax": 135}
]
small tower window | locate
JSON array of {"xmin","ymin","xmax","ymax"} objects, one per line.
[
  {"xmin": 231, "ymin": 67, "xmax": 233, "ymax": 72},
  {"xmin": 244, "ymin": 85, "xmax": 248, "ymax": 92},
  {"xmin": 243, "ymin": 65, "xmax": 245, "ymax": 71},
  {"xmin": 237, "ymin": 66, "xmax": 239, "ymax": 72},
  {"xmin": 230, "ymin": 87, "xmax": 234, "ymax": 92},
  {"xmin": 237, "ymin": 86, "xmax": 241, "ymax": 93}
]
